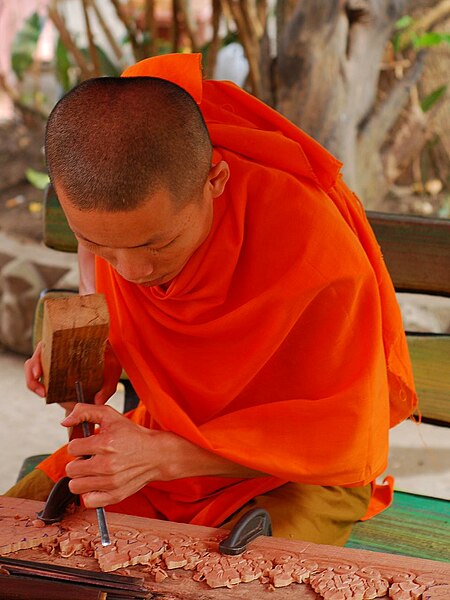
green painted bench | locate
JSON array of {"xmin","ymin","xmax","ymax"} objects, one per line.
[{"xmin": 26, "ymin": 187, "xmax": 450, "ymax": 562}]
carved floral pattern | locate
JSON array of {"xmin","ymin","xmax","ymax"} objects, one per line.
[{"xmin": 1, "ymin": 501, "xmax": 448, "ymax": 598}]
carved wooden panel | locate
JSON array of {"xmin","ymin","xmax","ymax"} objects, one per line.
[{"xmin": 1, "ymin": 497, "xmax": 449, "ymax": 599}]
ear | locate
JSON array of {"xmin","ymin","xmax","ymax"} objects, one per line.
[{"xmin": 205, "ymin": 160, "xmax": 230, "ymax": 198}]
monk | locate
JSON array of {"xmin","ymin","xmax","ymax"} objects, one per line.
[{"xmin": 10, "ymin": 53, "xmax": 417, "ymax": 546}]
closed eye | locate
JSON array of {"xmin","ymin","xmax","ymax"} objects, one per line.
[{"xmin": 149, "ymin": 236, "xmax": 179, "ymax": 251}]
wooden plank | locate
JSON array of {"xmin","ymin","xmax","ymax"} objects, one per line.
[
  {"xmin": 43, "ymin": 184, "xmax": 77, "ymax": 253},
  {"xmin": 41, "ymin": 294, "xmax": 109, "ymax": 404},
  {"xmin": 0, "ymin": 556, "xmax": 149, "ymax": 598},
  {"xmin": 1, "ymin": 497, "xmax": 449, "ymax": 600},
  {"xmin": 407, "ymin": 334, "xmax": 450, "ymax": 426},
  {"xmin": 367, "ymin": 211, "xmax": 450, "ymax": 296}
]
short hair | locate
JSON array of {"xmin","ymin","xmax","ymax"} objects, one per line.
[{"xmin": 45, "ymin": 76, "xmax": 213, "ymax": 211}]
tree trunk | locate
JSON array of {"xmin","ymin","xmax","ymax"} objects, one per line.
[{"xmin": 275, "ymin": 0, "xmax": 410, "ymax": 207}]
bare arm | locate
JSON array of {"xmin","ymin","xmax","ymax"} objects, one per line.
[
  {"xmin": 78, "ymin": 243, "xmax": 96, "ymax": 295},
  {"xmin": 63, "ymin": 404, "xmax": 266, "ymax": 508}
]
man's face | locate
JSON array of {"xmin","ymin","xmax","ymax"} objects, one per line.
[{"xmin": 58, "ymin": 185, "xmax": 214, "ymax": 287}]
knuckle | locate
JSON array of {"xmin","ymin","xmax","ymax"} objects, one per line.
[
  {"xmin": 109, "ymin": 473, "xmax": 123, "ymax": 489},
  {"xmin": 102, "ymin": 458, "xmax": 116, "ymax": 476}
]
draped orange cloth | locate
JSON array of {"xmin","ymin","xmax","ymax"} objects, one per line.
[{"xmin": 39, "ymin": 53, "xmax": 417, "ymax": 526}]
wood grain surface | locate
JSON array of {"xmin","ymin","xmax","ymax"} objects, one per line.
[
  {"xmin": 1, "ymin": 496, "xmax": 449, "ymax": 599},
  {"xmin": 41, "ymin": 294, "xmax": 109, "ymax": 405}
]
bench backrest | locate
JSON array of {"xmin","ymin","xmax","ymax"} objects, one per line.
[{"xmin": 43, "ymin": 187, "xmax": 450, "ymax": 426}]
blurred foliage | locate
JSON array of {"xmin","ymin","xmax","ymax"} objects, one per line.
[
  {"xmin": 11, "ymin": 13, "xmax": 44, "ymax": 80},
  {"xmin": 413, "ymin": 32, "xmax": 450, "ymax": 49},
  {"xmin": 421, "ymin": 85, "xmax": 448, "ymax": 112},
  {"xmin": 393, "ymin": 13, "xmax": 449, "ymax": 116},
  {"xmin": 55, "ymin": 38, "xmax": 72, "ymax": 92},
  {"xmin": 25, "ymin": 168, "xmax": 50, "ymax": 190}
]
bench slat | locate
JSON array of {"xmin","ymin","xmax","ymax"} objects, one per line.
[
  {"xmin": 408, "ymin": 334, "xmax": 450, "ymax": 426},
  {"xmin": 347, "ymin": 491, "xmax": 450, "ymax": 561},
  {"xmin": 367, "ymin": 211, "xmax": 450, "ymax": 296}
]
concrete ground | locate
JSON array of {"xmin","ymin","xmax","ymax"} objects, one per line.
[{"xmin": 1, "ymin": 349, "xmax": 449, "ymax": 499}]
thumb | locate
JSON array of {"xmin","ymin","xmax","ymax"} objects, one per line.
[{"xmin": 94, "ymin": 381, "xmax": 118, "ymax": 405}]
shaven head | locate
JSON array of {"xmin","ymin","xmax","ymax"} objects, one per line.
[{"xmin": 45, "ymin": 77, "xmax": 213, "ymax": 211}]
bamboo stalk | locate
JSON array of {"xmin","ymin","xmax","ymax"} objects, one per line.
[
  {"xmin": 256, "ymin": 0, "xmax": 267, "ymax": 30},
  {"xmin": 205, "ymin": 0, "xmax": 222, "ymax": 78},
  {"xmin": 178, "ymin": 0, "xmax": 199, "ymax": 52},
  {"xmin": 243, "ymin": 0, "xmax": 264, "ymax": 40},
  {"xmin": 144, "ymin": 0, "xmax": 157, "ymax": 56},
  {"xmin": 92, "ymin": 0, "xmax": 123, "ymax": 61},
  {"xmin": 172, "ymin": 0, "xmax": 181, "ymax": 52},
  {"xmin": 223, "ymin": 0, "xmax": 261, "ymax": 96},
  {"xmin": 81, "ymin": 0, "xmax": 101, "ymax": 76},
  {"xmin": 48, "ymin": 2, "xmax": 93, "ymax": 80},
  {"xmin": 109, "ymin": 0, "xmax": 140, "ymax": 60}
]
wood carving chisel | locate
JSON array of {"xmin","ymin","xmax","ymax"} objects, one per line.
[{"xmin": 75, "ymin": 380, "xmax": 111, "ymax": 547}]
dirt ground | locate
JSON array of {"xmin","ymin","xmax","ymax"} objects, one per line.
[{"xmin": 0, "ymin": 118, "xmax": 46, "ymax": 243}]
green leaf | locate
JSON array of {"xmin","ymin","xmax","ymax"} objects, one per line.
[
  {"xmin": 437, "ymin": 198, "xmax": 450, "ymax": 219},
  {"xmin": 55, "ymin": 37, "xmax": 72, "ymax": 92},
  {"xmin": 395, "ymin": 15, "xmax": 413, "ymax": 30},
  {"xmin": 11, "ymin": 12, "xmax": 43, "ymax": 80},
  {"xmin": 421, "ymin": 85, "xmax": 448, "ymax": 112},
  {"xmin": 26, "ymin": 168, "xmax": 50, "ymax": 190},
  {"xmin": 413, "ymin": 32, "xmax": 450, "ymax": 49}
]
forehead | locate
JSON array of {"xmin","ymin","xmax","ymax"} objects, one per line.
[{"xmin": 59, "ymin": 187, "xmax": 197, "ymax": 249}]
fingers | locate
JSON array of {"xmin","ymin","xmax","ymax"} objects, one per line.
[
  {"xmin": 94, "ymin": 342, "xmax": 122, "ymax": 405},
  {"xmin": 94, "ymin": 381, "xmax": 119, "ymax": 405},
  {"xmin": 71, "ymin": 469, "xmax": 148, "ymax": 508},
  {"xmin": 61, "ymin": 403, "xmax": 121, "ymax": 429},
  {"xmin": 24, "ymin": 342, "xmax": 46, "ymax": 397},
  {"xmin": 81, "ymin": 491, "xmax": 117, "ymax": 509},
  {"xmin": 66, "ymin": 456, "xmax": 96, "ymax": 478}
]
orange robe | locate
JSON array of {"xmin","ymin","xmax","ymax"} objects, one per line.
[{"xmin": 39, "ymin": 54, "xmax": 417, "ymax": 526}]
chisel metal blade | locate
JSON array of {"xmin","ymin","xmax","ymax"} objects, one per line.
[
  {"xmin": 75, "ymin": 380, "xmax": 112, "ymax": 547},
  {"xmin": 96, "ymin": 507, "xmax": 111, "ymax": 547}
]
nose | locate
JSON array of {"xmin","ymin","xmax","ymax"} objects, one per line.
[{"xmin": 113, "ymin": 250, "xmax": 154, "ymax": 283}]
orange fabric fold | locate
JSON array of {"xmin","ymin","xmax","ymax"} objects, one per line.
[{"xmin": 39, "ymin": 53, "xmax": 417, "ymax": 526}]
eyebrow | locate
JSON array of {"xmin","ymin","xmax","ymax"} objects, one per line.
[{"xmin": 75, "ymin": 231, "xmax": 172, "ymax": 249}]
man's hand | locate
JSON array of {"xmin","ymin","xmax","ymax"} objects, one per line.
[
  {"xmin": 24, "ymin": 341, "xmax": 46, "ymax": 399},
  {"xmin": 62, "ymin": 403, "xmax": 265, "ymax": 509},
  {"xmin": 24, "ymin": 341, "xmax": 122, "ymax": 409}
]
